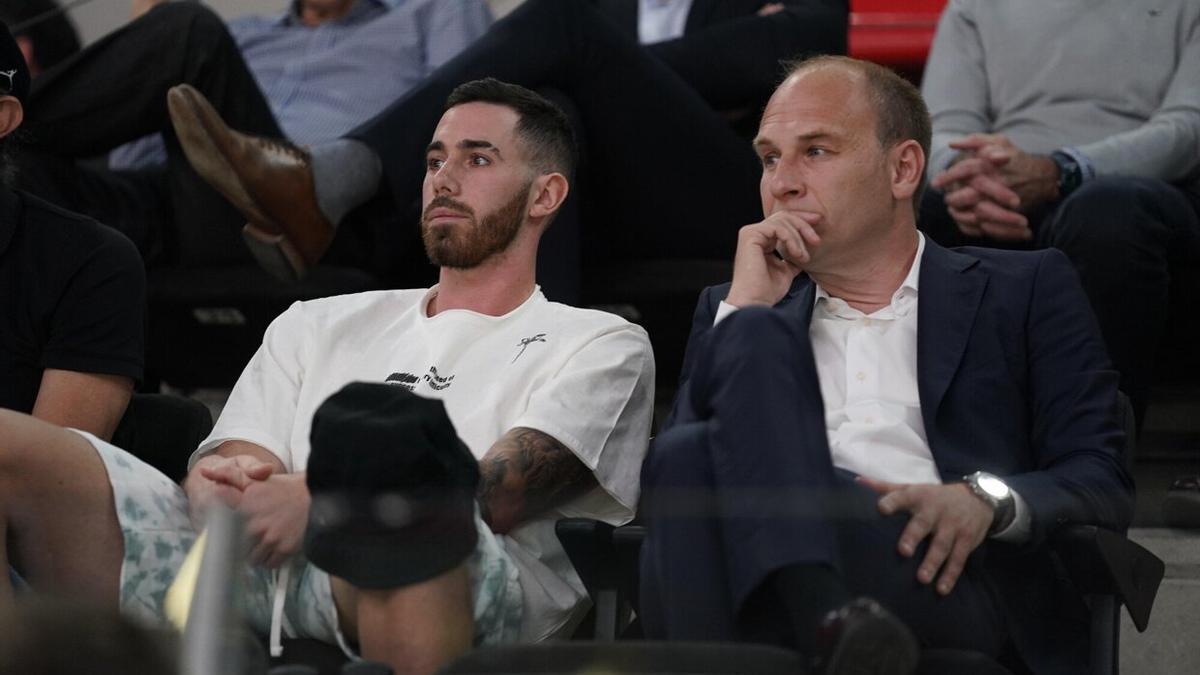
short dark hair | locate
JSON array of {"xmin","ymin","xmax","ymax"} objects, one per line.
[
  {"xmin": 784, "ymin": 55, "xmax": 932, "ymax": 206},
  {"xmin": 444, "ymin": 78, "xmax": 577, "ymax": 179}
]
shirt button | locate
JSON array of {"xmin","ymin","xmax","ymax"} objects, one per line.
[
  {"xmin": 856, "ymin": 371, "xmax": 866, "ymax": 381},
  {"xmin": 865, "ymin": 416, "xmax": 875, "ymax": 424},
  {"xmin": 863, "ymin": 318, "xmax": 873, "ymax": 327}
]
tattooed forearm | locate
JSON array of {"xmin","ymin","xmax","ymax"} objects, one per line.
[
  {"xmin": 477, "ymin": 427, "xmax": 597, "ymax": 533},
  {"xmin": 476, "ymin": 453, "xmax": 508, "ymax": 528}
]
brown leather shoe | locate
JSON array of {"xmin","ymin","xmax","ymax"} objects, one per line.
[{"xmin": 167, "ymin": 84, "xmax": 334, "ymax": 281}]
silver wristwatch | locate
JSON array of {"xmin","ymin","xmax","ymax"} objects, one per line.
[{"xmin": 963, "ymin": 471, "xmax": 1016, "ymax": 535}]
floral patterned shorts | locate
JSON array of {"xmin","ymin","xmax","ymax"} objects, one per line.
[{"xmin": 75, "ymin": 430, "xmax": 523, "ymax": 651}]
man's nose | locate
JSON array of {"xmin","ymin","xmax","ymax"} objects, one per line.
[
  {"xmin": 431, "ymin": 162, "xmax": 460, "ymax": 194},
  {"xmin": 768, "ymin": 156, "xmax": 806, "ymax": 200}
]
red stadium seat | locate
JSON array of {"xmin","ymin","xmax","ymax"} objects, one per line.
[{"xmin": 848, "ymin": 0, "xmax": 946, "ymax": 81}]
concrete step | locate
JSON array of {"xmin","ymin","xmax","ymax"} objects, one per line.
[{"xmin": 1121, "ymin": 528, "xmax": 1200, "ymax": 674}]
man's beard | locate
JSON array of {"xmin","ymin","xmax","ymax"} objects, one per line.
[{"xmin": 421, "ymin": 182, "xmax": 530, "ymax": 269}]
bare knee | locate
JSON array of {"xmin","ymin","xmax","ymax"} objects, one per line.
[
  {"xmin": 0, "ymin": 410, "xmax": 37, "ymax": 478},
  {"xmin": 346, "ymin": 564, "xmax": 474, "ymax": 675},
  {"xmin": 0, "ymin": 410, "xmax": 101, "ymax": 491},
  {"xmin": 0, "ymin": 411, "xmax": 122, "ymax": 604}
]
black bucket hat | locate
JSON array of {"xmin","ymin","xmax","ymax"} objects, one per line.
[
  {"xmin": 0, "ymin": 21, "xmax": 30, "ymax": 104},
  {"xmin": 304, "ymin": 382, "xmax": 480, "ymax": 589}
]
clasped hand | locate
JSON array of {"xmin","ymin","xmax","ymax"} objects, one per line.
[
  {"xmin": 185, "ymin": 455, "xmax": 311, "ymax": 568},
  {"xmin": 858, "ymin": 477, "xmax": 994, "ymax": 596},
  {"xmin": 931, "ymin": 134, "xmax": 1060, "ymax": 242}
]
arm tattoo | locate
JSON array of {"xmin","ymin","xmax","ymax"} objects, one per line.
[
  {"xmin": 476, "ymin": 452, "xmax": 509, "ymax": 527},
  {"xmin": 477, "ymin": 427, "xmax": 597, "ymax": 532}
]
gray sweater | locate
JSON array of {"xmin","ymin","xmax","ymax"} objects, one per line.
[{"xmin": 921, "ymin": 0, "xmax": 1200, "ymax": 188}]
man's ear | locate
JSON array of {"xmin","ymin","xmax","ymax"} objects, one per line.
[
  {"xmin": 527, "ymin": 172, "xmax": 570, "ymax": 222},
  {"xmin": 890, "ymin": 139, "xmax": 925, "ymax": 202},
  {"xmin": 0, "ymin": 97, "xmax": 25, "ymax": 140}
]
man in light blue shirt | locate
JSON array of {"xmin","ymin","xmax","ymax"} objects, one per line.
[{"xmin": 18, "ymin": 0, "xmax": 491, "ymax": 266}]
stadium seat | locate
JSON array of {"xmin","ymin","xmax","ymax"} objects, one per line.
[
  {"xmin": 111, "ymin": 391, "xmax": 215, "ymax": 481},
  {"xmin": 848, "ymin": 0, "xmax": 946, "ymax": 82},
  {"xmin": 146, "ymin": 265, "xmax": 379, "ymax": 390}
]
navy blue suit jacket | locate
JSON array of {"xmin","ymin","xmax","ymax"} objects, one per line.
[{"xmin": 665, "ymin": 239, "xmax": 1134, "ymax": 669}]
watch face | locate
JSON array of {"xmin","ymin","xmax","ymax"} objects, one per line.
[
  {"xmin": 978, "ymin": 474, "xmax": 1011, "ymax": 499},
  {"xmin": 1051, "ymin": 152, "xmax": 1082, "ymax": 195}
]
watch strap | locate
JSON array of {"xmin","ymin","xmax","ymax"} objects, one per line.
[
  {"xmin": 963, "ymin": 471, "xmax": 1016, "ymax": 535},
  {"xmin": 990, "ymin": 496, "xmax": 1016, "ymax": 535},
  {"xmin": 1049, "ymin": 150, "xmax": 1083, "ymax": 199}
]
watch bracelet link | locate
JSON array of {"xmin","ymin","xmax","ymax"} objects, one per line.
[{"xmin": 963, "ymin": 471, "xmax": 1016, "ymax": 535}]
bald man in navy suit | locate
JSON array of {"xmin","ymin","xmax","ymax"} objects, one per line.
[{"xmin": 639, "ymin": 55, "xmax": 1133, "ymax": 675}]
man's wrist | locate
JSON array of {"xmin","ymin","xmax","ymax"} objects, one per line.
[
  {"xmin": 962, "ymin": 471, "xmax": 1016, "ymax": 534},
  {"xmin": 724, "ymin": 288, "xmax": 774, "ymax": 309},
  {"xmin": 1048, "ymin": 151, "xmax": 1082, "ymax": 200},
  {"xmin": 1026, "ymin": 155, "xmax": 1062, "ymax": 205}
]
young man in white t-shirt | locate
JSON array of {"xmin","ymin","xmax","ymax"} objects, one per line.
[{"xmin": 0, "ymin": 79, "xmax": 655, "ymax": 675}]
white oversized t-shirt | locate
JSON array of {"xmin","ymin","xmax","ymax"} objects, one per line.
[{"xmin": 192, "ymin": 286, "xmax": 655, "ymax": 641}]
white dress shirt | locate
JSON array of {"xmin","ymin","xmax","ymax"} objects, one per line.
[
  {"xmin": 713, "ymin": 234, "xmax": 1030, "ymax": 541},
  {"xmin": 638, "ymin": 0, "xmax": 694, "ymax": 44},
  {"xmin": 810, "ymin": 236, "xmax": 939, "ymax": 485}
]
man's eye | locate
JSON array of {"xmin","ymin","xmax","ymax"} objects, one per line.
[
  {"xmin": 806, "ymin": 147, "xmax": 828, "ymax": 157},
  {"xmin": 470, "ymin": 154, "xmax": 492, "ymax": 166},
  {"xmin": 760, "ymin": 154, "xmax": 779, "ymax": 169},
  {"xmin": 427, "ymin": 157, "xmax": 445, "ymax": 171}
]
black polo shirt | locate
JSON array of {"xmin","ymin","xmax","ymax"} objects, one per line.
[{"xmin": 0, "ymin": 188, "xmax": 144, "ymax": 414}]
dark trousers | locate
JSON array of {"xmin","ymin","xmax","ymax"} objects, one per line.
[
  {"xmin": 18, "ymin": 2, "xmax": 281, "ymax": 266},
  {"xmin": 919, "ymin": 177, "xmax": 1200, "ymax": 425},
  {"xmin": 639, "ymin": 307, "xmax": 1006, "ymax": 654},
  {"xmin": 347, "ymin": 0, "xmax": 846, "ymax": 269}
]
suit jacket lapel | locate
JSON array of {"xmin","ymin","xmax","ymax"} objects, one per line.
[
  {"xmin": 916, "ymin": 242, "xmax": 987, "ymax": 431},
  {"xmin": 780, "ymin": 274, "xmax": 816, "ymax": 328}
]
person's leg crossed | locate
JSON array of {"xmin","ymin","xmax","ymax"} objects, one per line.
[{"xmin": 831, "ymin": 476, "xmax": 1006, "ymax": 656}]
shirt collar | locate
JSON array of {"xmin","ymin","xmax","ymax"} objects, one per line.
[
  {"xmin": 281, "ymin": 0, "xmax": 391, "ymax": 27},
  {"xmin": 814, "ymin": 232, "xmax": 926, "ymax": 317}
]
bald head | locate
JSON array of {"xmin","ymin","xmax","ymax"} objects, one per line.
[{"xmin": 776, "ymin": 56, "xmax": 932, "ymax": 205}]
